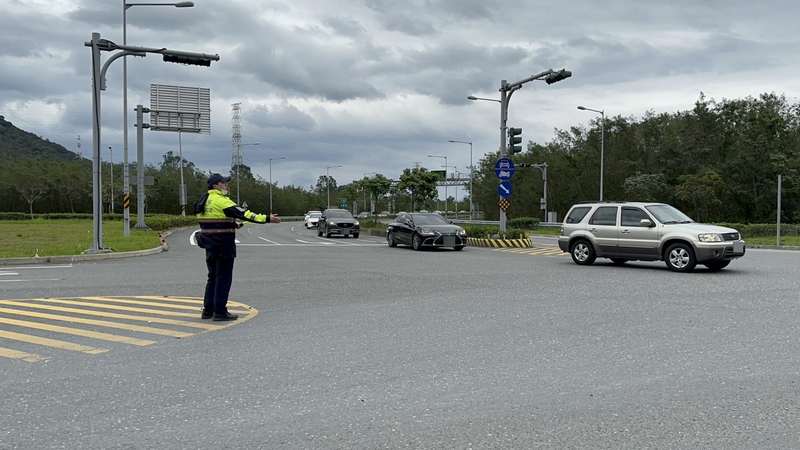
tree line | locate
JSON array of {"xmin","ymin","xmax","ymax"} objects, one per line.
[
  {"xmin": 473, "ymin": 92, "xmax": 799, "ymax": 223},
  {"xmin": 1, "ymin": 92, "xmax": 797, "ymax": 223}
]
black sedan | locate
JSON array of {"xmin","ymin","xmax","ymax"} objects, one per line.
[
  {"xmin": 317, "ymin": 208, "xmax": 360, "ymax": 238},
  {"xmin": 387, "ymin": 213, "xmax": 467, "ymax": 250}
]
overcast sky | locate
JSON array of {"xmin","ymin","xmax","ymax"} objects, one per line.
[{"xmin": 2, "ymin": 0, "xmax": 799, "ymax": 197}]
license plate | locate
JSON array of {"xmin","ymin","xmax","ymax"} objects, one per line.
[
  {"xmin": 733, "ymin": 241, "xmax": 744, "ymax": 253},
  {"xmin": 443, "ymin": 236, "xmax": 456, "ymax": 246}
]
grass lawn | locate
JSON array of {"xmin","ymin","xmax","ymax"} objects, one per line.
[{"xmin": 0, "ymin": 219, "xmax": 163, "ymax": 258}]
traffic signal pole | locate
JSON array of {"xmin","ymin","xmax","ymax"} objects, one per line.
[
  {"xmin": 497, "ymin": 69, "xmax": 571, "ymax": 233},
  {"xmin": 84, "ymin": 32, "xmax": 219, "ymax": 252}
]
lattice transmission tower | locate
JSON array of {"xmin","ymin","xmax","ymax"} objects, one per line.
[{"xmin": 231, "ymin": 103, "xmax": 242, "ymax": 175}]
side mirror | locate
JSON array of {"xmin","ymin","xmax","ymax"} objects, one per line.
[{"xmin": 640, "ymin": 219, "xmax": 653, "ymax": 227}]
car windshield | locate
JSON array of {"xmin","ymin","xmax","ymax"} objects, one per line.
[
  {"xmin": 326, "ymin": 210, "xmax": 352, "ymax": 218},
  {"xmin": 411, "ymin": 214, "xmax": 449, "ymax": 225},
  {"xmin": 309, "ymin": 213, "xmax": 321, "ymax": 218},
  {"xmin": 645, "ymin": 205, "xmax": 694, "ymax": 224}
]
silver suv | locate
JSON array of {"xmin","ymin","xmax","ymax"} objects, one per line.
[{"xmin": 558, "ymin": 201, "xmax": 746, "ymax": 272}]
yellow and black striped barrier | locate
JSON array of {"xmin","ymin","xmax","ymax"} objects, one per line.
[{"xmin": 467, "ymin": 235, "xmax": 532, "ymax": 248}]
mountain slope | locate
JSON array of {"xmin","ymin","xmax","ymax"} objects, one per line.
[{"xmin": 0, "ymin": 115, "xmax": 80, "ymax": 162}]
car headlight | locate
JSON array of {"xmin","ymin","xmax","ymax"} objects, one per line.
[
  {"xmin": 457, "ymin": 229, "xmax": 467, "ymax": 236},
  {"xmin": 418, "ymin": 228, "xmax": 436, "ymax": 236},
  {"xmin": 698, "ymin": 233, "xmax": 723, "ymax": 242},
  {"xmin": 354, "ymin": 220, "xmax": 360, "ymax": 226}
]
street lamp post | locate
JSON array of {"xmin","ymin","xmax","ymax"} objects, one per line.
[
  {"xmin": 326, "ymin": 165, "xmax": 342, "ymax": 209},
  {"xmin": 448, "ymin": 139, "xmax": 473, "ymax": 219},
  {"xmin": 108, "ymin": 146, "xmax": 115, "ymax": 214},
  {"xmin": 578, "ymin": 106, "xmax": 605, "ymax": 201},
  {"xmin": 234, "ymin": 142, "xmax": 259, "ymax": 204},
  {"xmin": 363, "ymin": 172, "xmax": 376, "ymax": 214},
  {"xmin": 269, "ymin": 156, "xmax": 285, "ymax": 214},
  {"xmin": 427, "ymin": 155, "xmax": 447, "ymax": 213},
  {"xmin": 123, "ymin": 0, "xmax": 194, "ymax": 236}
]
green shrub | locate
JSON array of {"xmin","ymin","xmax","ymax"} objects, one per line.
[
  {"xmin": 462, "ymin": 225, "xmax": 529, "ymax": 239},
  {"xmin": 507, "ymin": 217, "xmax": 540, "ymax": 229}
]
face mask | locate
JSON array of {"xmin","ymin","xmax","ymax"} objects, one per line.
[{"xmin": 220, "ymin": 190, "xmax": 229, "ymax": 196}]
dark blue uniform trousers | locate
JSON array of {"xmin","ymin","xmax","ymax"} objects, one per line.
[{"xmin": 204, "ymin": 252, "xmax": 235, "ymax": 314}]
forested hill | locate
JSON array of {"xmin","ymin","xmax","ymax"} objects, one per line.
[{"xmin": 0, "ymin": 116, "xmax": 79, "ymax": 162}]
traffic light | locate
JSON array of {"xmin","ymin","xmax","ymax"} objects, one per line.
[
  {"xmin": 519, "ymin": 163, "xmax": 532, "ymax": 168},
  {"xmin": 545, "ymin": 69, "xmax": 572, "ymax": 85},
  {"xmin": 508, "ymin": 127, "xmax": 523, "ymax": 154},
  {"xmin": 162, "ymin": 54, "xmax": 212, "ymax": 67}
]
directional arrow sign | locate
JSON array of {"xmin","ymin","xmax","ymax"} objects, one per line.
[{"xmin": 498, "ymin": 181, "xmax": 512, "ymax": 198}]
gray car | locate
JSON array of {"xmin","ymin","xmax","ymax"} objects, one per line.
[
  {"xmin": 317, "ymin": 208, "xmax": 360, "ymax": 238},
  {"xmin": 558, "ymin": 201, "xmax": 746, "ymax": 272}
]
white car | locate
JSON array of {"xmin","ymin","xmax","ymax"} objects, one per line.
[{"xmin": 305, "ymin": 211, "xmax": 322, "ymax": 228}]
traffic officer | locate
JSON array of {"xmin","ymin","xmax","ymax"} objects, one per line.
[{"xmin": 194, "ymin": 173, "xmax": 281, "ymax": 321}]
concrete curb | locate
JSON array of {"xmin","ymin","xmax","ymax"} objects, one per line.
[{"xmin": 0, "ymin": 245, "xmax": 165, "ymax": 266}]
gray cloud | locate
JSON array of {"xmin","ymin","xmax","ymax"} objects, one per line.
[{"xmin": 2, "ymin": 0, "xmax": 799, "ymax": 190}]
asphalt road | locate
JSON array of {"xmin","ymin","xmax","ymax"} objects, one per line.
[{"xmin": 2, "ymin": 223, "xmax": 799, "ymax": 449}]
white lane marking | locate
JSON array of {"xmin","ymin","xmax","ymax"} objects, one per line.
[
  {"xmin": 0, "ymin": 273, "xmax": 20, "ymax": 276},
  {"xmin": 0, "ymin": 265, "xmax": 73, "ymax": 270},
  {"xmin": 257, "ymin": 237, "xmax": 281, "ymax": 245},
  {"xmin": 295, "ymin": 239, "xmax": 337, "ymax": 245},
  {"xmin": 0, "ymin": 279, "xmax": 62, "ymax": 283}
]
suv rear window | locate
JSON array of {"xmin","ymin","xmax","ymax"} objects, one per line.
[
  {"xmin": 565, "ymin": 206, "xmax": 591, "ymax": 224},
  {"xmin": 589, "ymin": 206, "xmax": 618, "ymax": 226}
]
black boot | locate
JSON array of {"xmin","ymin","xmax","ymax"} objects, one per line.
[{"xmin": 212, "ymin": 312, "xmax": 239, "ymax": 321}]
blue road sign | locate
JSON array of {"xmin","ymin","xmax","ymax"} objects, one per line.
[
  {"xmin": 498, "ymin": 181, "xmax": 512, "ymax": 198},
  {"xmin": 494, "ymin": 158, "xmax": 515, "ymax": 180}
]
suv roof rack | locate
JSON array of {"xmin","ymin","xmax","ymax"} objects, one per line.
[{"xmin": 577, "ymin": 200, "xmax": 627, "ymax": 204}]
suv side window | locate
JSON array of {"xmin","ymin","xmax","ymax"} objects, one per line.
[
  {"xmin": 621, "ymin": 207, "xmax": 651, "ymax": 227},
  {"xmin": 589, "ymin": 206, "xmax": 618, "ymax": 226},
  {"xmin": 565, "ymin": 206, "xmax": 591, "ymax": 224}
]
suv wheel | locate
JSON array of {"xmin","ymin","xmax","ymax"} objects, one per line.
[
  {"xmin": 665, "ymin": 243, "xmax": 696, "ymax": 272},
  {"xmin": 570, "ymin": 239, "xmax": 596, "ymax": 265}
]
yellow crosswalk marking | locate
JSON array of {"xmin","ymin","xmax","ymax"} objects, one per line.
[
  {"xmin": 7, "ymin": 298, "xmax": 210, "ymax": 318},
  {"xmin": 11, "ymin": 297, "xmax": 250, "ymax": 317},
  {"xmin": 0, "ymin": 346, "xmax": 48, "ymax": 362},
  {"xmin": 0, "ymin": 330, "xmax": 108, "ymax": 354},
  {"xmin": 0, "ymin": 307, "xmax": 194, "ymax": 338},
  {"xmin": 0, "ymin": 316, "xmax": 156, "ymax": 346},
  {"xmin": 0, "ymin": 300, "xmax": 219, "ymax": 330},
  {"xmin": 133, "ymin": 295, "xmax": 250, "ymax": 309},
  {"xmin": 0, "ymin": 296, "xmax": 258, "ymax": 362}
]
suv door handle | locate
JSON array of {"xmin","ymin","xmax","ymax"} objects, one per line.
[
  {"xmin": 620, "ymin": 229, "xmax": 631, "ymax": 234},
  {"xmin": 589, "ymin": 227, "xmax": 597, "ymax": 233}
]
